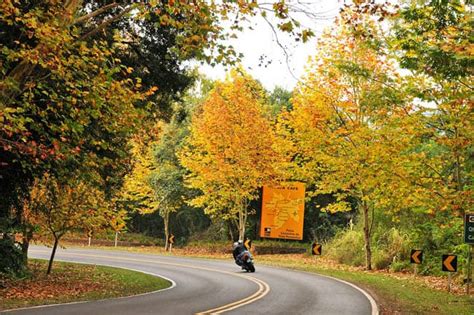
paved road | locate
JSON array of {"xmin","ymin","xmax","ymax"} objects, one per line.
[{"xmin": 3, "ymin": 246, "xmax": 377, "ymax": 315}]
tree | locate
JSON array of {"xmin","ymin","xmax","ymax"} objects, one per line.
[
  {"xmin": 149, "ymin": 107, "xmax": 191, "ymax": 250},
  {"xmin": 391, "ymin": 0, "xmax": 473, "ymax": 218},
  {"xmin": 27, "ymin": 173, "xmax": 114, "ymax": 274},
  {"xmin": 179, "ymin": 70, "xmax": 280, "ymax": 241},
  {"xmin": 0, "ymin": 0, "xmax": 148, "ymax": 266},
  {"xmin": 278, "ymin": 9, "xmax": 411, "ymax": 270},
  {"xmin": 120, "ymin": 132, "xmax": 161, "ymax": 215}
]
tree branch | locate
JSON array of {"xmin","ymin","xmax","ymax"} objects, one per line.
[
  {"xmin": 78, "ymin": 5, "xmax": 134, "ymax": 41},
  {"xmin": 73, "ymin": 3, "xmax": 120, "ymax": 25}
]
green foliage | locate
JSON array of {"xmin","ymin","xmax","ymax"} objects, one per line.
[
  {"xmin": 188, "ymin": 221, "xmax": 232, "ymax": 243},
  {"xmin": 327, "ymin": 226, "xmax": 412, "ymax": 271},
  {"xmin": 371, "ymin": 228, "xmax": 410, "ymax": 270},
  {"xmin": 327, "ymin": 230, "xmax": 365, "ymax": 267},
  {"xmin": 0, "ymin": 237, "xmax": 25, "ymax": 276},
  {"xmin": 389, "ymin": 260, "xmax": 411, "ymax": 273},
  {"xmin": 393, "ymin": 0, "xmax": 472, "ymax": 79},
  {"xmin": 268, "ymin": 86, "xmax": 292, "ymax": 116}
]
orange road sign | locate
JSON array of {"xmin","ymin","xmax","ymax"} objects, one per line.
[
  {"xmin": 410, "ymin": 250, "xmax": 423, "ymax": 264},
  {"xmin": 168, "ymin": 234, "xmax": 175, "ymax": 244},
  {"xmin": 244, "ymin": 239, "xmax": 252, "ymax": 250},
  {"xmin": 260, "ymin": 182, "xmax": 305, "ymax": 240},
  {"xmin": 312, "ymin": 243, "xmax": 322, "ymax": 255},
  {"xmin": 442, "ymin": 255, "xmax": 457, "ymax": 272}
]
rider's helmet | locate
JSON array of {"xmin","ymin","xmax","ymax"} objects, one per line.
[{"xmin": 233, "ymin": 240, "xmax": 243, "ymax": 249}]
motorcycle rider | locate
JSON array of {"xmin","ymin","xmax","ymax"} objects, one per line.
[{"xmin": 232, "ymin": 240, "xmax": 246, "ymax": 267}]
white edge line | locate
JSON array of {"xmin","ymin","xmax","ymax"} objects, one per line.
[
  {"xmin": 319, "ymin": 274, "xmax": 379, "ymax": 315},
  {"xmin": 1, "ymin": 259, "xmax": 177, "ymax": 313},
  {"xmin": 259, "ymin": 264, "xmax": 379, "ymax": 315}
]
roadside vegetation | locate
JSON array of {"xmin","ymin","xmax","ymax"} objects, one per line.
[{"xmin": 0, "ymin": 259, "xmax": 171, "ymax": 311}]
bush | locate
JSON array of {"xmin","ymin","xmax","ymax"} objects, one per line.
[
  {"xmin": 326, "ymin": 230, "xmax": 365, "ymax": 267},
  {"xmin": 390, "ymin": 260, "xmax": 411, "ymax": 272},
  {"xmin": 0, "ymin": 237, "xmax": 26, "ymax": 277},
  {"xmin": 372, "ymin": 228, "xmax": 411, "ymax": 270},
  {"xmin": 326, "ymin": 226, "xmax": 412, "ymax": 270}
]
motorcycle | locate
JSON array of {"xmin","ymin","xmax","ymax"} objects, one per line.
[{"xmin": 236, "ymin": 250, "xmax": 255, "ymax": 273}]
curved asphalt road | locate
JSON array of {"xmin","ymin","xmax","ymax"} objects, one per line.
[{"xmin": 3, "ymin": 246, "xmax": 377, "ymax": 315}]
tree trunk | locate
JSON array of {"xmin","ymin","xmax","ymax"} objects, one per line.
[
  {"xmin": 20, "ymin": 224, "xmax": 33, "ymax": 267},
  {"xmin": 362, "ymin": 201, "xmax": 372, "ymax": 270},
  {"xmin": 238, "ymin": 199, "xmax": 248, "ymax": 241},
  {"xmin": 228, "ymin": 220, "xmax": 235, "ymax": 241},
  {"xmin": 47, "ymin": 235, "xmax": 60, "ymax": 275}
]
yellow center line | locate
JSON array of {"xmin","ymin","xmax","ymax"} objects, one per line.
[
  {"xmin": 196, "ymin": 276, "xmax": 270, "ymax": 314},
  {"xmin": 30, "ymin": 250, "xmax": 270, "ymax": 314}
]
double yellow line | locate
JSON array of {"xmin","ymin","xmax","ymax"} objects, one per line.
[
  {"xmin": 30, "ymin": 250, "xmax": 270, "ymax": 314},
  {"xmin": 196, "ymin": 275, "xmax": 269, "ymax": 314}
]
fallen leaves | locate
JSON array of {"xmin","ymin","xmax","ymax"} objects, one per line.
[{"xmin": 1, "ymin": 261, "xmax": 111, "ymax": 305}]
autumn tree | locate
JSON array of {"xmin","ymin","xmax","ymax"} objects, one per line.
[
  {"xmin": 120, "ymin": 133, "xmax": 161, "ymax": 216},
  {"xmin": 0, "ymin": 1, "xmax": 148, "ymax": 267},
  {"xmin": 27, "ymin": 173, "xmax": 116, "ymax": 274},
  {"xmin": 119, "ymin": 123, "xmax": 184, "ymax": 251},
  {"xmin": 179, "ymin": 70, "xmax": 280, "ymax": 241},
  {"xmin": 148, "ymin": 106, "xmax": 191, "ymax": 250},
  {"xmin": 391, "ymin": 0, "xmax": 473, "ymax": 219},
  {"xmin": 278, "ymin": 9, "xmax": 413, "ymax": 270}
]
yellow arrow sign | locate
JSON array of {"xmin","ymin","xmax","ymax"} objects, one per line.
[
  {"xmin": 168, "ymin": 234, "xmax": 174, "ymax": 244},
  {"xmin": 312, "ymin": 243, "xmax": 321, "ymax": 255},
  {"xmin": 411, "ymin": 250, "xmax": 422, "ymax": 264},
  {"xmin": 442, "ymin": 255, "xmax": 457, "ymax": 272}
]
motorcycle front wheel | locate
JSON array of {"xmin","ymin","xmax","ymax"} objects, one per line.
[{"xmin": 247, "ymin": 263, "xmax": 255, "ymax": 273}]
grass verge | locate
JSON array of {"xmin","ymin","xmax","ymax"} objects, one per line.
[{"xmin": 0, "ymin": 259, "xmax": 171, "ymax": 311}]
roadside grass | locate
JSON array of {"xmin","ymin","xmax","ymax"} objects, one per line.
[{"xmin": 0, "ymin": 259, "xmax": 171, "ymax": 311}]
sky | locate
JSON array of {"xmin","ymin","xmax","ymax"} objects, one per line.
[{"xmin": 198, "ymin": 1, "xmax": 342, "ymax": 91}]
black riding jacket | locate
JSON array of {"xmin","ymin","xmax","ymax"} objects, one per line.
[{"xmin": 232, "ymin": 244, "xmax": 246, "ymax": 260}]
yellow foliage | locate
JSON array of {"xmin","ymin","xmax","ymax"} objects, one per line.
[{"xmin": 179, "ymin": 70, "xmax": 282, "ymax": 236}]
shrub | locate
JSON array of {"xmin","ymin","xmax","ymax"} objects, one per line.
[
  {"xmin": 390, "ymin": 260, "xmax": 411, "ymax": 272},
  {"xmin": 0, "ymin": 237, "xmax": 25, "ymax": 277},
  {"xmin": 372, "ymin": 227, "xmax": 411, "ymax": 270},
  {"xmin": 326, "ymin": 230, "xmax": 365, "ymax": 267}
]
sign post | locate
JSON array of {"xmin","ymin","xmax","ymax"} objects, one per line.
[
  {"xmin": 87, "ymin": 230, "xmax": 92, "ymax": 247},
  {"xmin": 168, "ymin": 234, "xmax": 175, "ymax": 252},
  {"xmin": 464, "ymin": 213, "xmax": 474, "ymax": 295},
  {"xmin": 467, "ymin": 245, "xmax": 472, "ymax": 296}
]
